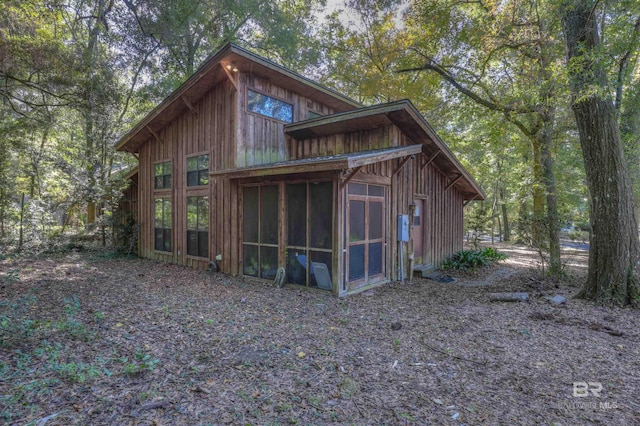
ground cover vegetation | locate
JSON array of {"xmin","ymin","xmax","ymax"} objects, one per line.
[{"xmin": 1, "ymin": 243, "xmax": 638, "ymax": 424}]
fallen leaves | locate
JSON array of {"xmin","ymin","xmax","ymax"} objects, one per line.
[{"xmin": 0, "ymin": 243, "xmax": 637, "ymax": 425}]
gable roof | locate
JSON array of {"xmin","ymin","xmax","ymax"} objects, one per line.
[
  {"xmin": 116, "ymin": 43, "xmax": 361, "ymax": 153},
  {"xmin": 284, "ymin": 100, "xmax": 485, "ymax": 200}
]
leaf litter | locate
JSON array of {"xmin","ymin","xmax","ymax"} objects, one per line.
[{"xmin": 0, "ymin": 242, "xmax": 638, "ymax": 425}]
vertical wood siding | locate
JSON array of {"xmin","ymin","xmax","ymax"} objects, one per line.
[
  {"xmin": 134, "ymin": 74, "xmax": 466, "ymax": 285},
  {"xmin": 236, "ymin": 74, "xmax": 336, "ymax": 167},
  {"xmin": 137, "ymin": 80, "xmax": 237, "ymax": 269}
]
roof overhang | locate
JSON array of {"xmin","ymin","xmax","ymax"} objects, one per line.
[
  {"xmin": 209, "ymin": 145, "xmax": 423, "ymax": 180},
  {"xmin": 284, "ymin": 100, "xmax": 485, "ymax": 200},
  {"xmin": 116, "ymin": 43, "xmax": 361, "ymax": 154}
]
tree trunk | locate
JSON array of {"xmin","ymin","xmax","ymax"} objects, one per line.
[
  {"xmin": 562, "ymin": 0, "xmax": 640, "ymax": 305},
  {"xmin": 540, "ymin": 119, "xmax": 561, "ymax": 276},
  {"xmin": 501, "ymin": 199, "xmax": 510, "ymax": 242},
  {"xmin": 18, "ymin": 193, "xmax": 25, "ymax": 251},
  {"xmin": 530, "ymin": 139, "xmax": 545, "ymax": 227}
]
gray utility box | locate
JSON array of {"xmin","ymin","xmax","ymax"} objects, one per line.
[{"xmin": 397, "ymin": 214, "xmax": 410, "ymax": 242}]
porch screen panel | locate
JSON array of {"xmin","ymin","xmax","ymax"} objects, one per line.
[
  {"xmin": 260, "ymin": 186, "xmax": 278, "ymax": 245},
  {"xmin": 309, "ymin": 183, "xmax": 333, "ymax": 249},
  {"xmin": 287, "ymin": 184, "xmax": 306, "ymax": 247},
  {"xmin": 243, "ymin": 245, "xmax": 259, "ymax": 276},
  {"xmin": 243, "ymin": 187, "xmax": 259, "ymax": 243},
  {"xmin": 348, "ymin": 244, "xmax": 365, "ymax": 281},
  {"xmin": 368, "ymin": 242, "xmax": 383, "ymax": 276},
  {"xmin": 287, "ymin": 250, "xmax": 307, "ymax": 285},
  {"xmin": 310, "ymin": 250, "xmax": 333, "ymax": 288},
  {"xmin": 285, "ymin": 181, "xmax": 333, "ymax": 289},
  {"xmin": 349, "ymin": 201, "xmax": 365, "ymax": 242},
  {"xmin": 260, "ymin": 246, "xmax": 278, "ymax": 280},
  {"xmin": 368, "ymin": 200, "xmax": 384, "ymax": 277},
  {"xmin": 242, "ymin": 185, "xmax": 279, "ymax": 279}
]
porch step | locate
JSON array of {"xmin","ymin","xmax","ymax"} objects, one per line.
[{"xmin": 413, "ymin": 264, "xmax": 438, "ymax": 279}]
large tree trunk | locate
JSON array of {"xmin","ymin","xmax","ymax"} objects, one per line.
[
  {"xmin": 540, "ymin": 119, "xmax": 561, "ymax": 276},
  {"xmin": 562, "ymin": 0, "xmax": 640, "ymax": 305},
  {"xmin": 501, "ymin": 200, "xmax": 510, "ymax": 241}
]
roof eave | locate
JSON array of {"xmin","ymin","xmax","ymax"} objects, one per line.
[
  {"xmin": 285, "ymin": 101, "xmax": 486, "ymax": 200},
  {"xmin": 116, "ymin": 43, "xmax": 362, "ymax": 153}
]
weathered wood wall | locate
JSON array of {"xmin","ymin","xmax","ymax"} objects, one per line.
[
  {"xmin": 290, "ymin": 124, "xmax": 465, "ymax": 288},
  {"xmin": 137, "ymin": 80, "xmax": 238, "ymax": 269},
  {"xmin": 134, "ymin": 71, "xmax": 465, "ymax": 284},
  {"xmin": 289, "ymin": 127, "xmax": 401, "ymax": 160},
  {"xmin": 136, "ymin": 73, "xmax": 342, "ymax": 272},
  {"xmin": 236, "ymin": 74, "xmax": 337, "ymax": 167}
]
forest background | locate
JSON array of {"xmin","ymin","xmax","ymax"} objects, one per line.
[{"xmin": 1, "ymin": 0, "xmax": 639, "ymax": 305}]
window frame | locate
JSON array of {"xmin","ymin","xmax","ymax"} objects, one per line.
[
  {"xmin": 186, "ymin": 195, "xmax": 209, "ymax": 258},
  {"xmin": 186, "ymin": 153, "xmax": 209, "ymax": 187},
  {"xmin": 246, "ymin": 88, "xmax": 294, "ymax": 123},
  {"xmin": 154, "ymin": 197, "xmax": 172, "ymax": 253},
  {"xmin": 154, "ymin": 160, "xmax": 172, "ymax": 190}
]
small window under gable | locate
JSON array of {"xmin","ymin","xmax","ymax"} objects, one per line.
[{"xmin": 247, "ymin": 90, "xmax": 293, "ymax": 123}]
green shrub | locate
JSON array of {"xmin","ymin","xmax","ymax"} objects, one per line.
[
  {"xmin": 442, "ymin": 248, "xmax": 508, "ymax": 270},
  {"xmin": 478, "ymin": 247, "xmax": 508, "ymax": 261},
  {"xmin": 120, "ymin": 350, "xmax": 159, "ymax": 375}
]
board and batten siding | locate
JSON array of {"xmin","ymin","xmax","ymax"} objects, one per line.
[
  {"xmin": 288, "ymin": 126, "xmax": 401, "ymax": 161},
  {"xmin": 291, "ymin": 123, "xmax": 465, "ymax": 284},
  {"xmin": 137, "ymin": 80, "xmax": 239, "ymax": 270},
  {"xmin": 236, "ymin": 73, "xmax": 338, "ymax": 167}
]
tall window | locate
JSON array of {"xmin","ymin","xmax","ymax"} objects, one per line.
[
  {"xmin": 247, "ymin": 90, "xmax": 293, "ymax": 123},
  {"xmin": 286, "ymin": 182, "xmax": 333, "ymax": 290},
  {"xmin": 242, "ymin": 185, "xmax": 279, "ymax": 279},
  {"xmin": 187, "ymin": 196, "xmax": 208, "ymax": 257},
  {"xmin": 154, "ymin": 161, "xmax": 172, "ymax": 189},
  {"xmin": 154, "ymin": 198, "xmax": 172, "ymax": 252},
  {"xmin": 187, "ymin": 155, "xmax": 209, "ymax": 186}
]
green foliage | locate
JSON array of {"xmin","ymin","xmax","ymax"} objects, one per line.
[
  {"xmin": 0, "ymin": 295, "xmax": 39, "ymax": 346},
  {"xmin": 441, "ymin": 247, "xmax": 507, "ymax": 271},
  {"xmin": 52, "ymin": 361, "xmax": 101, "ymax": 384},
  {"xmin": 479, "ymin": 247, "xmax": 508, "ymax": 261},
  {"xmin": 120, "ymin": 350, "xmax": 159, "ymax": 375},
  {"xmin": 2, "ymin": 269, "xmax": 20, "ymax": 285}
]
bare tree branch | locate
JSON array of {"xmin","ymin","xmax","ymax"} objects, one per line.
[{"xmin": 397, "ymin": 56, "xmax": 539, "ymax": 116}]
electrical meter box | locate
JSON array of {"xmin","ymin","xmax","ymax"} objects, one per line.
[{"xmin": 397, "ymin": 214, "xmax": 410, "ymax": 242}]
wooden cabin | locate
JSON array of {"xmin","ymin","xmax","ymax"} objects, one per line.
[{"xmin": 116, "ymin": 43, "xmax": 484, "ymax": 295}]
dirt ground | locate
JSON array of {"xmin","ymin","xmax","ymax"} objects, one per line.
[{"xmin": 1, "ymin": 242, "xmax": 638, "ymax": 425}]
